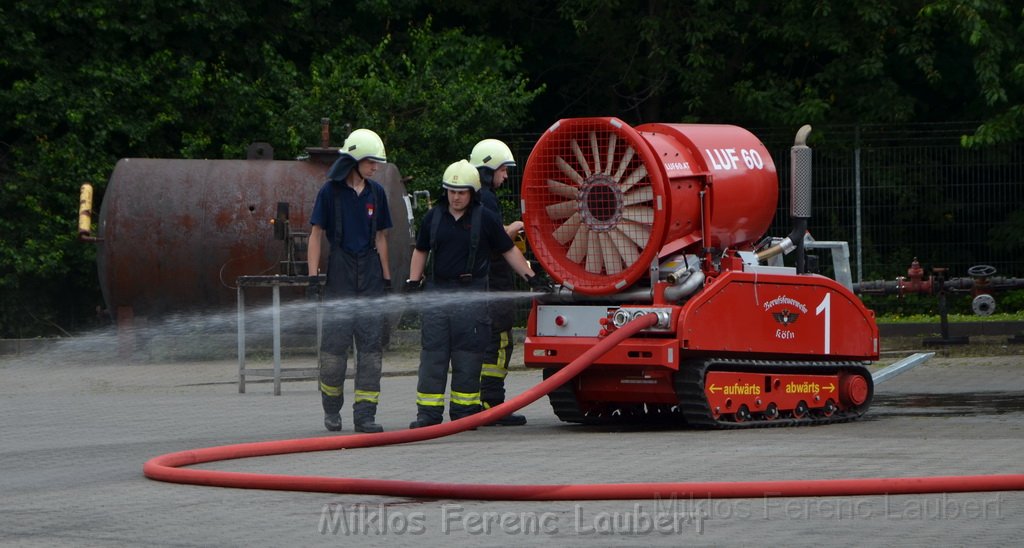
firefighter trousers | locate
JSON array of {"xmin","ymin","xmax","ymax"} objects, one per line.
[
  {"xmin": 319, "ymin": 249, "xmax": 386, "ymax": 422},
  {"xmin": 481, "ymin": 264, "xmax": 516, "ymax": 405},
  {"xmin": 480, "ymin": 326, "xmax": 513, "ymax": 406},
  {"xmin": 414, "ymin": 284, "xmax": 491, "ymax": 424}
]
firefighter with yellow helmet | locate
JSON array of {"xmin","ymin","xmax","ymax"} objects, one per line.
[
  {"xmin": 309, "ymin": 128, "xmax": 392, "ymax": 433},
  {"xmin": 405, "ymin": 160, "xmax": 540, "ymax": 428},
  {"xmin": 470, "ymin": 138, "xmax": 528, "ymax": 426}
]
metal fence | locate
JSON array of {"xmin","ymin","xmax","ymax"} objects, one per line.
[{"xmin": 500, "ymin": 122, "xmax": 1024, "ymax": 283}]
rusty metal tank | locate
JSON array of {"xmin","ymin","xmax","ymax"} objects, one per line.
[{"xmin": 96, "ymin": 153, "xmax": 411, "ymax": 319}]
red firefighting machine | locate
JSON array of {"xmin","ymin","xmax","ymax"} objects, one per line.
[{"xmin": 520, "ymin": 118, "xmax": 877, "ymax": 428}]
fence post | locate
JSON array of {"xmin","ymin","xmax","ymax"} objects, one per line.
[{"xmin": 854, "ymin": 125, "xmax": 863, "ymax": 283}]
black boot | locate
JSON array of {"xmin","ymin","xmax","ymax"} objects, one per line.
[
  {"xmin": 353, "ymin": 402, "xmax": 384, "ymax": 433},
  {"xmin": 483, "ymin": 402, "xmax": 527, "ymax": 426},
  {"xmin": 449, "ymin": 403, "xmax": 481, "ymax": 430},
  {"xmin": 409, "ymin": 405, "xmax": 443, "ymax": 429},
  {"xmin": 324, "ymin": 413, "xmax": 342, "ymax": 431},
  {"xmin": 320, "ymin": 353, "xmax": 347, "ymax": 432},
  {"xmin": 322, "ymin": 392, "xmax": 343, "ymax": 432},
  {"xmin": 354, "ymin": 420, "xmax": 383, "ymax": 433}
]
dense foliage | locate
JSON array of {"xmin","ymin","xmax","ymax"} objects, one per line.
[{"xmin": 1, "ymin": 0, "xmax": 1022, "ymax": 336}]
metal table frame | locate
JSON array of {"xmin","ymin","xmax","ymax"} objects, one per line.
[{"xmin": 236, "ymin": 275, "xmax": 324, "ymax": 395}]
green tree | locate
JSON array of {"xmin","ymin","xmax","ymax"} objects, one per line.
[
  {"xmin": 282, "ymin": 17, "xmax": 541, "ymax": 196},
  {"xmin": 433, "ymin": 0, "xmax": 1021, "ymax": 136},
  {"xmin": 434, "ymin": 0, "xmax": 933, "ymax": 126},
  {"xmin": 0, "ymin": 1, "xmax": 540, "ymax": 336},
  {"xmin": 909, "ymin": 1, "xmax": 1024, "ymax": 147},
  {"xmin": 0, "ymin": 0, "xmax": 326, "ymax": 335},
  {"xmin": 2, "ymin": 0, "xmax": 1021, "ymax": 335}
]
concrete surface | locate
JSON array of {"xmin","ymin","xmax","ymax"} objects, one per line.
[{"xmin": 1, "ymin": 342, "xmax": 1022, "ymax": 547}]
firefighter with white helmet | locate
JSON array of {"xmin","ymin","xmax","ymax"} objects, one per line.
[
  {"xmin": 308, "ymin": 128, "xmax": 392, "ymax": 433},
  {"xmin": 405, "ymin": 160, "xmax": 541, "ymax": 428},
  {"xmin": 469, "ymin": 138, "xmax": 528, "ymax": 426}
]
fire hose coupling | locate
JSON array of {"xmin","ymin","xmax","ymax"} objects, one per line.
[
  {"xmin": 754, "ymin": 236, "xmax": 796, "ymax": 262},
  {"xmin": 609, "ymin": 307, "xmax": 673, "ymax": 330},
  {"xmin": 665, "ymin": 263, "xmax": 698, "ymax": 285}
]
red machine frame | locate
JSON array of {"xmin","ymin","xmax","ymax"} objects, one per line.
[{"xmin": 520, "ymin": 117, "xmax": 878, "ymax": 427}]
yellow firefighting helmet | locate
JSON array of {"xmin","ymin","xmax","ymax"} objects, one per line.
[
  {"xmin": 341, "ymin": 128, "xmax": 387, "ymax": 162},
  {"xmin": 442, "ymin": 159, "xmax": 481, "ymax": 192},
  {"xmin": 469, "ymin": 139, "xmax": 516, "ymax": 170}
]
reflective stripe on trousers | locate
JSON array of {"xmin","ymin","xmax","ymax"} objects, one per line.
[
  {"xmin": 355, "ymin": 389, "xmax": 379, "ymax": 404},
  {"xmin": 450, "ymin": 390, "xmax": 482, "ymax": 407},
  {"xmin": 416, "ymin": 392, "xmax": 445, "ymax": 407},
  {"xmin": 481, "ymin": 330, "xmax": 511, "ymax": 379}
]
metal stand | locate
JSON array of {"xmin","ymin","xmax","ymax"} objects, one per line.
[
  {"xmin": 237, "ymin": 275, "xmax": 324, "ymax": 395},
  {"xmin": 923, "ymin": 272, "xmax": 969, "ymax": 346}
]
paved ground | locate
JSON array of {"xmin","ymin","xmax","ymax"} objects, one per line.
[{"xmin": 1, "ymin": 337, "xmax": 1022, "ymax": 547}]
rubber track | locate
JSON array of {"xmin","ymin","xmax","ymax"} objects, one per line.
[
  {"xmin": 542, "ymin": 368, "xmax": 685, "ymax": 426},
  {"xmin": 542, "ymin": 367, "xmax": 591, "ymax": 424},
  {"xmin": 676, "ymin": 358, "xmax": 873, "ymax": 429}
]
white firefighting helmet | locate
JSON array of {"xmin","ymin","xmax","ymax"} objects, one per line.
[
  {"xmin": 442, "ymin": 159, "xmax": 481, "ymax": 192},
  {"xmin": 341, "ymin": 128, "xmax": 387, "ymax": 162},
  {"xmin": 469, "ymin": 139, "xmax": 516, "ymax": 170}
]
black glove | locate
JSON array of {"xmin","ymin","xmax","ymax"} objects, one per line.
[
  {"xmin": 383, "ymin": 279, "xmax": 392, "ymax": 293},
  {"xmin": 526, "ymin": 273, "xmax": 554, "ymax": 293},
  {"xmin": 405, "ymin": 278, "xmax": 424, "ymax": 292}
]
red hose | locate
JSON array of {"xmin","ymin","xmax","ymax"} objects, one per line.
[{"xmin": 144, "ymin": 312, "xmax": 1024, "ymax": 499}]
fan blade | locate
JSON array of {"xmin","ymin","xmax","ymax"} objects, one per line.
[
  {"xmin": 604, "ymin": 133, "xmax": 617, "ymax": 175},
  {"xmin": 571, "ymin": 139, "xmax": 593, "ymax": 178},
  {"xmin": 567, "ymin": 225, "xmax": 590, "ymax": 263},
  {"xmin": 618, "ymin": 219, "xmax": 652, "ymax": 247},
  {"xmin": 620, "ymin": 165, "xmax": 648, "ymax": 193},
  {"xmin": 546, "ymin": 178, "xmax": 579, "ymax": 200},
  {"xmin": 621, "ymin": 205, "xmax": 655, "ymax": 224},
  {"xmin": 556, "ymin": 156, "xmax": 585, "ymax": 185},
  {"xmin": 585, "ymin": 230, "xmax": 603, "ymax": 273},
  {"xmin": 552, "ymin": 212, "xmax": 581, "ymax": 245},
  {"xmin": 613, "ymin": 146, "xmax": 635, "ymax": 181},
  {"xmin": 545, "ymin": 200, "xmax": 578, "ymax": 220},
  {"xmin": 608, "ymin": 228, "xmax": 639, "ymax": 266},
  {"xmin": 623, "ymin": 185, "xmax": 653, "ymax": 206},
  {"xmin": 599, "ymin": 232, "xmax": 623, "ymax": 275},
  {"xmin": 589, "ymin": 132, "xmax": 601, "ymax": 175}
]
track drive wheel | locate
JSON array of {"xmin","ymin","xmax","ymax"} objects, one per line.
[{"xmin": 792, "ymin": 400, "xmax": 809, "ymax": 419}]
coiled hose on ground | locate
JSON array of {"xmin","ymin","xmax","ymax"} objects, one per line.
[{"xmin": 144, "ymin": 313, "xmax": 1024, "ymax": 499}]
